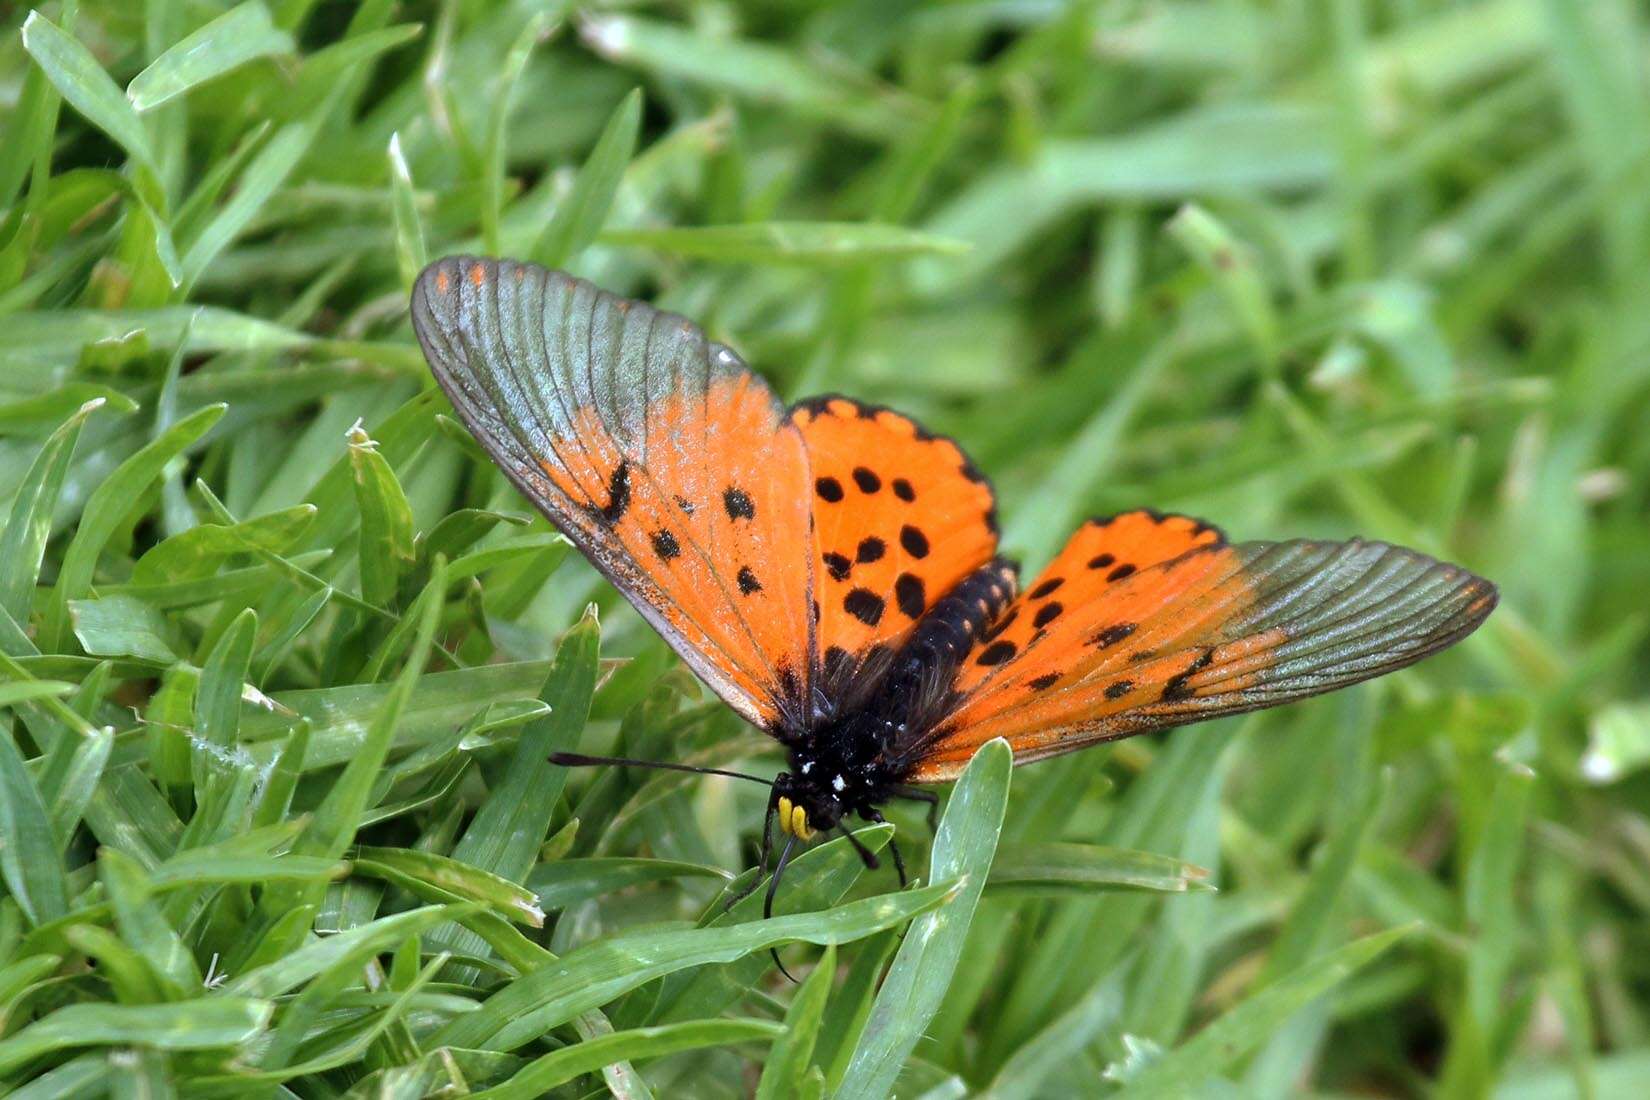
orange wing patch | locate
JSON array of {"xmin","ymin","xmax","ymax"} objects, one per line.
[
  {"xmin": 949, "ymin": 510, "xmax": 1224, "ymax": 698},
  {"xmin": 413, "ymin": 258, "xmax": 815, "ymax": 729},
  {"xmin": 792, "ymin": 396, "xmax": 997, "ymax": 667},
  {"xmin": 906, "ymin": 537, "xmax": 1496, "ymax": 781}
]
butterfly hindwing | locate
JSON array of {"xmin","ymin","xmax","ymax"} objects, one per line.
[
  {"xmin": 904, "ymin": 520, "xmax": 1497, "ymax": 780},
  {"xmin": 948, "ymin": 510, "xmax": 1226, "ymax": 698},
  {"xmin": 413, "ymin": 258, "xmax": 814, "ymax": 728},
  {"xmin": 791, "ymin": 396, "xmax": 999, "ymax": 682}
]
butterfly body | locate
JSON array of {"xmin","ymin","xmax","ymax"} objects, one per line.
[
  {"xmin": 772, "ymin": 556, "xmax": 1023, "ymax": 838},
  {"xmin": 412, "ymin": 256, "xmax": 1498, "ymax": 880}
]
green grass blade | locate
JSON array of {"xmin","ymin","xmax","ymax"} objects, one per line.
[
  {"xmin": 133, "ymin": 504, "xmax": 317, "ymax": 584},
  {"xmin": 290, "ymin": 555, "xmax": 444, "ymax": 865},
  {"xmin": 837, "ymin": 739, "xmax": 1012, "ymax": 1098},
  {"xmin": 527, "ymin": 856, "xmax": 729, "ymax": 912},
  {"xmin": 22, "ymin": 11, "xmax": 159, "ymax": 178},
  {"xmin": 481, "ymin": 14, "xmax": 555, "ymax": 257},
  {"xmin": 347, "ymin": 421, "xmax": 417, "ymax": 610},
  {"xmin": 755, "ymin": 943, "xmax": 834, "ymax": 1100},
  {"xmin": 222, "ymin": 903, "xmax": 462, "ymax": 999},
  {"xmin": 179, "ymin": 119, "xmax": 316, "ymax": 291},
  {"xmin": 0, "ymin": 727, "xmax": 70, "ymax": 925},
  {"xmin": 987, "ymin": 842, "xmax": 1213, "ymax": 897},
  {"xmin": 44, "ymin": 403, "xmax": 226, "ymax": 651},
  {"xmin": 578, "ymin": 14, "xmax": 916, "ymax": 141},
  {"xmin": 648, "ymin": 825, "xmax": 895, "ymax": 1025},
  {"xmin": 126, "ymin": 1, "xmax": 295, "ymax": 112},
  {"xmin": 601, "ymin": 222, "xmax": 970, "ymax": 266},
  {"xmin": 531, "ymin": 88, "xmax": 642, "ymax": 269},
  {"xmin": 436, "ymin": 879, "xmax": 959, "ymax": 1051},
  {"xmin": 194, "ymin": 609, "xmax": 256, "ymax": 754},
  {"xmin": 42, "ymin": 726, "xmax": 112, "ymax": 849},
  {"xmin": 978, "ymin": 972, "xmax": 1123, "ymax": 1100},
  {"xmin": 472, "ymin": 1019, "xmax": 782, "ymax": 1099},
  {"xmin": 99, "ymin": 846, "xmax": 200, "ymax": 995},
  {"xmin": 0, "ymin": 399, "xmax": 102, "ymax": 630},
  {"xmin": 0, "ymin": 997, "xmax": 271, "ymax": 1077},
  {"xmin": 354, "ymin": 847, "xmax": 543, "ymax": 926},
  {"xmin": 386, "ymin": 132, "xmax": 426, "ymax": 291},
  {"xmin": 429, "ymin": 610, "xmax": 598, "ymax": 965},
  {"xmin": 1112, "ymin": 925, "xmax": 1416, "ymax": 1099}
]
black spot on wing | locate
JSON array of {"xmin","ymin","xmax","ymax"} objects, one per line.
[
  {"xmin": 823, "ymin": 552, "xmax": 852, "ymax": 581},
  {"xmin": 1029, "ymin": 672, "xmax": 1060, "ymax": 690},
  {"xmin": 673, "ymin": 495, "xmax": 695, "ymax": 515},
  {"xmin": 650, "ymin": 529, "xmax": 680, "ymax": 561},
  {"xmin": 856, "ymin": 537, "xmax": 885, "ymax": 564},
  {"xmin": 590, "ymin": 461, "xmax": 631, "ymax": 526},
  {"xmin": 816, "ymin": 477, "xmax": 844, "ymax": 502},
  {"xmin": 1087, "ymin": 552, "xmax": 1115, "ymax": 570},
  {"xmin": 1161, "ymin": 648, "xmax": 1215, "ymax": 702},
  {"xmin": 1028, "ymin": 577, "xmax": 1064, "ymax": 599},
  {"xmin": 737, "ymin": 566, "xmax": 762, "ymax": 595},
  {"xmin": 977, "ymin": 640, "xmax": 1016, "ymax": 666},
  {"xmin": 895, "ymin": 573, "xmax": 925, "ymax": 618},
  {"xmin": 899, "ymin": 525, "xmax": 930, "ymax": 559},
  {"xmin": 1093, "ymin": 622, "xmax": 1136, "ymax": 648},
  {"xmin": 1105, "ymin": 679, "xmax": 1133, "ymax": 699},
  {"xmin": 1107, "ymin": 563, "xmax": 1136, "ymax": 582},
  {"xmin": 723, "ymin": 486, "xmax": 755, "ymax": 520},
  {"xmin": 852, "ymin": 467, "xmax": 881, "ymax": 493},
  {"xmin": 892, "ymin": 478, "xmax": 916, "ymax": 502},
  {"xmin": 844, "ymin": 588, "xmax": 885, "ymax": 626}
]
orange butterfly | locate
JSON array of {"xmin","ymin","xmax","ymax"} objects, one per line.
[{"xmin": 412, "ymin": 256, "xmax": 1497, "ymax": 895}]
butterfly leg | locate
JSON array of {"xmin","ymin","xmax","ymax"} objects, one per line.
[
  {"xmin": 724, "ymin": 789, "xmax": 779, "ymax": 912},
  {"xmin": 890, "ymin": 784, "xmax": 940, "ymax": 833},
  {"xmin": 837, "ymin": 822, "xmax": 881, "ymax": 871},
  {"xmin": 860, "ymin": 807, "xmax": 908, "ymax": 888}
]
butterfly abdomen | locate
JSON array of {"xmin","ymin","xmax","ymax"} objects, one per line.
[{"xmin": 879, "ymin": 557, "xmax": 1020, "ymax": 714}]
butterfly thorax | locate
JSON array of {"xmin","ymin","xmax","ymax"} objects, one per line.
[
  {"xmin": 777, "ymin": 709, "xmax": 904, "ymax": 834},
  {"xmin": 775, "ymin": 558, "xmax": 1022, "ymax": 837}
]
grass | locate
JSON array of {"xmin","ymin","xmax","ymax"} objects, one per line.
[{"xmin": 0, "ymin": 0, "xmax": 1645, "ymax": 1095}]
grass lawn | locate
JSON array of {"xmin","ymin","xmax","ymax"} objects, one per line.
[{"xmin": 0, "ymin": 0, "xmax": 1646, "ymax": 1096}]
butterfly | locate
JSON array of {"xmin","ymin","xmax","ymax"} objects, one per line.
[{"xmin": 412, "ymin": 255, "xmax": 1498, "ymax": 919}]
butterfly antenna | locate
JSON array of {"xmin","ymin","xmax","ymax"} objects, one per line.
[
  {"xmin": 549, "ymin": 751, "xmax": 774, "ymax": 786},
  {"xmin": 724, "ymin": 792, "xmax": 779, "ymax": 911},
  {"xmin": 765, "ymin": 833, "xmax": 800, "ymax": 983}
]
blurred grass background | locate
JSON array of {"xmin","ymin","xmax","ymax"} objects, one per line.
[{"xmin": 0, "ymin": 0, "xmax": 1646, "ymax": 1095}]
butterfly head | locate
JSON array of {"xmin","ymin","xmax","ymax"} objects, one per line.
[{"xmin": 772, "ymin": 771, "xmax": 843, "ymax": 841}]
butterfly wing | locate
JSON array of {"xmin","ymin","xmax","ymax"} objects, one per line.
[
  {"xmin": 412, "ymin": 257, "xmax": 815, "ymax": 729},
  {"xmin": 902, "ymin": 512, "xmax": 1497, "ymax": 780},
  {"xmin": 791, "ymin": 396, "xmax": 1000, "ymax": 688}
]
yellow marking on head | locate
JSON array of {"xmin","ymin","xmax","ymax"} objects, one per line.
[{"xmin": 775, "ymin": 795, "xmax": 815, "ymax": 840}]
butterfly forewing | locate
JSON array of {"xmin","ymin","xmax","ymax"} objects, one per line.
[
  {"xmin": 413, "ymin": 257, "xmax": 815, "ymax": 728},
  {"xmin": 903, "ymin": 522, "xmax": 1497, "ymax": 781},
  {"xmin": 792, "ymin": 396, "xmax": 999, "ymax": 681}
]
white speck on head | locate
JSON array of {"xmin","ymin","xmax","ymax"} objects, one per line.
[
  {"xmin": 832, "ymin": 775, "xmax": 846, "ymax": 792},
  {"xmin": 801, "ymin": 761, "xmax": 813, "ymax": 774}
]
